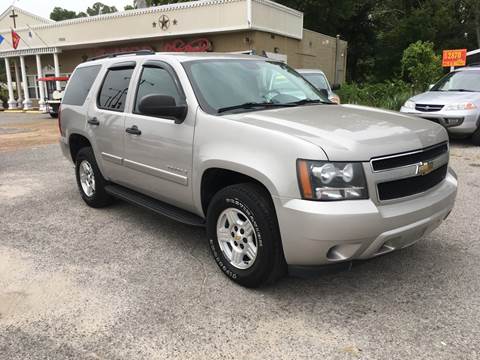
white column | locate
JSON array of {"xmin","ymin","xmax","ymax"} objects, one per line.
[
  {"xmin": 14, "ymin": 60, "xmax": 23, "ymax": 106},
  {"xmin": 4, "ymin": 58, "xmax": 17, "ymax": 109},
  {"xmin": 35, "ymin": 54, "xmax": 46, "ymax": 112},
  {"xmin": 53, "ymin": 53, "xmax": 61, "ymax": 91},
  {"xmin": 20, "ymin": 56, "xmax": 32, "ymax": 110}
]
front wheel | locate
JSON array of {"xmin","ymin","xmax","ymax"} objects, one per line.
[
  {"xmin": 206, "ymin": 183, "xmax": 286, "ymax": 287},
  {"xmin": 472, "ymin": 126, "xmax": 480, "ymax": 146}
]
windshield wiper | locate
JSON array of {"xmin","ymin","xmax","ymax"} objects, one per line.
[
  {"xmin": 287, "ymin": 98, "xmax": 330, "ymax": 106},
  {"xmin": 448, "ymin": 89, "xmax": 475, "ymax": 92},
  {"xmin": 217, "ymin": 102, "xmax": 295, "ymax": 114}
]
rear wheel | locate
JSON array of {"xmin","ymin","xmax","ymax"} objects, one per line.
[
  {"xmin": 206, "ymin": 183, "xmax": 286, "ymax": 287},
  {"xmin": 75, "ymin": 147, "xmax": 112, "ymax": 208}
]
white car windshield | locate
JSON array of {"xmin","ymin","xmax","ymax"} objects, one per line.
[
  {"xmin": 431, "ymin": 70, "xmax": 480, "ymax": 92},
  {"xmin": 183, "ymin": 59, "xmax": 330, "ymax": 114}
]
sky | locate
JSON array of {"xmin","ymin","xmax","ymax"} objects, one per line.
[{"xmin": 7, "ymin": 0, "xmax": 134, "ymax": 19}]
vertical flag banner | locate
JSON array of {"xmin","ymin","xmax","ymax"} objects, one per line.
[
  {"xmin": 11, "ymin": 30, "xmax": 20, "ymax": 49},
  {"xmin": 0, "ymin": 34, "xmax": 4, "ymax": 45}
]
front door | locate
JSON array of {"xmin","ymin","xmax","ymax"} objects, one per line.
[{"xmin": 122, "ymin": 60, "xmax": 195, "ymax": 211}]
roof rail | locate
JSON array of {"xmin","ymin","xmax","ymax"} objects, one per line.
[{"xmin": 87, "ymin": 50, "xmax": 155, "ymax": 62}]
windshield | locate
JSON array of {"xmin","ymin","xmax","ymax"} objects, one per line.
[
  {"xmin": 302, "ymin": 73, "xmax": 330, "ymax": 91},
  {"xmin": 183, "ymin": 59, "xmax": 329, "ymax": 114},
  {"xmin": 431, "ymin": 70, "xmax": 480, "ymax": 92}
]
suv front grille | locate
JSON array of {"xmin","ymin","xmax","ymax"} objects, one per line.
[
  {"xmin": 415, "ymin": 104, "xmax": 444, "ymax": 112},
  {"xmin": 370, "ymin": 142, "xmax": 449, "ymax": 201},
  {"xmin": 371, "ymin": 143, "xmax": 448, "ymax": 171},
  {"xmin": 377, "ymin": 165, "xmax": 448, "ymax": 201}
]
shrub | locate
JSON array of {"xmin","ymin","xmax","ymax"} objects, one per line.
[
  {"xmin": 337, "ymin": 81, "xmax": 414, "ymax": 111},
  {"xmin": 401, "ymin": 41, "xmax": 442, "ymax": 92}
]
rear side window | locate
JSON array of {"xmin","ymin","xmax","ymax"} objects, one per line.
[
  {"xmin": 97, "ymin": 67, "xmax": 134, "ymax": 112},
  {"xmin": 62, "ymin": 65, "xmax": 101, "ymax": 106}
]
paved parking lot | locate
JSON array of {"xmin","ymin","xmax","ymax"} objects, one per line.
[{"xmin": 1, "ymin": 114, "xmax": 479, "ymax": 359}]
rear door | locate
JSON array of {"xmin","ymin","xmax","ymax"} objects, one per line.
[
  {"xmin": 122, "ymin": 59, "xmax": 195, "ymax": 211},
  {"xmin": 87, "ymin": 61, "xmax": 136, "ymax": 182}
]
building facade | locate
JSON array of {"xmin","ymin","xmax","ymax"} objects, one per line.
[{"xmin": 0, "ymin": 0, "xmax": 347, "ymax": 110}]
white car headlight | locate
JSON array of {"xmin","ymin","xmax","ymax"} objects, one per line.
[
  {"xmin": 297, "ymin": 160, "xmax": 368, "ymax": 201},
  {"xmin": 443, "ymin": 102, "xmax": 477, "ymax": 111},
  {"xmin": 403, "ymin": 100, "xmax": 415, "ymax": 109}
]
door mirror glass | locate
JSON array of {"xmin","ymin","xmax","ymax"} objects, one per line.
[
  {"xmin": 138, "ymin": 94, "xmax": 187, "ymax": 123},
  {"xmin": 318, "ymin": 88, "xmax": 329, "ymax": 99}
]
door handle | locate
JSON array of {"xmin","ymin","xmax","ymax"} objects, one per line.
[
  {"xmin": 87, "ymin": 117, "xmax": 100, "ymax": 126},
  {"xmin": 126, "ymin": 125, "xmax": 142, "ymax": 135}
]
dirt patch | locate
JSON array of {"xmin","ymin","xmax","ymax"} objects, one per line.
[{"xmin": 0, "ymin": 120, "xmax": 58, "ymax": 152}]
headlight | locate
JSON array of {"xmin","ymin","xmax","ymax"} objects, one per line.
[
  {"xmin": 403, "ymin": 100, "xmax": 415, "ymax": 109},
  {"xmin": 297, "ymin": 160, "xmax": 368, "ymax": 201},
  {"xmin": 443, "ymin": 102, "xmax": 477, "ymax": 111}
]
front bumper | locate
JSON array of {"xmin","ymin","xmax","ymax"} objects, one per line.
[
  {"xmin": 274, "ymin": 168, "xmax": 457, "ymax": 266},
  {"xmin": 400, "ymin": 107, "xmax": 479, "ymax": 135}
]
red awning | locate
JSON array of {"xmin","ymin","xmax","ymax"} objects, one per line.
[{"xmin": 38, "ymin": 76, "xmax": 69, "ymax": 82}]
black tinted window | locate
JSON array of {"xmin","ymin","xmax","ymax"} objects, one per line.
[
  {"xmin": 135, "ymin": 66, "xmax": 182, "ymax": 114},
  {"xmin": 62, "ymin": 65, "xmax": 101, "ymax": 106},
  {"xmin": 98, "ymin": 67, "xmax": 134, "ymax": 112}
]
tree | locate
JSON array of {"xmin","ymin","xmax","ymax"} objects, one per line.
[
  {"xmin": 401, "ymin": 41, "xmax": 442, "ymax": 92},
  {"xmin": 86, "ymin": 2, "xmax": 118, "ymax": 16},
  {"xmin": 50, "ymin": 7, "xmax": 79, "ymax": 21}
]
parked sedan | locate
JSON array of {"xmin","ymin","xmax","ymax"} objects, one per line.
[
  {"xmin": 297, "ymin": 69, "xmax": 341, "ymax": 104},
  {"xmin": 400, "ymin": 66, "xmax": 480, "ymax": 145}
]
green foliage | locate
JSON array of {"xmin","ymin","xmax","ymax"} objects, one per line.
[
  {"xmin": 50, "ymin": 7, "xmax": 80, "ymax": 21},
  {"xmin": 50, "ymin": 3, "xmax": 117, "ymax": 20},
  {"xmin": 86, "ymin": 2, "xmax": 118, "ymax": 16},
  {"xmin": 401, "ymin": 41, "xmax": 442, "ymax": 92},
  {"xmin": 337, "ymin": 81, "xmax": 414, "ymax": 111}
]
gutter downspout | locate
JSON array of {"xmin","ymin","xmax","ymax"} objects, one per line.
[{"xmin": 247, "ymin": 0, "xmax": 252, "ymax": 28}]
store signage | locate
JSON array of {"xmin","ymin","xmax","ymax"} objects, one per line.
[
  {"xmin": 442, "ymin": 49, "xmax": 467, "ymax": 67},
  {"xmin": 163, "ymin": 38, "xmax": 212, "ymax": 52}
]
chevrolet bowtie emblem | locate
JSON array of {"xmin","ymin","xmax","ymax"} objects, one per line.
[{"xmin": 417, "ymin": 161, "xmax": 434, "ymax": 176}]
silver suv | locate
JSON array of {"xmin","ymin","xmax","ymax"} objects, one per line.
[
  {"xmin": 400, "ymin": 66, "xmax": 480, "ymax": 145},
  {"xmin": 59, "ymin": 52, "xmax": 457, "ymax": 287}
]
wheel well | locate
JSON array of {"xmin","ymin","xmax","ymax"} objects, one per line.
[
  {"xmin": 201, "ymin": 168, "xmax": 272, "ymax": 214},
  {"xmin": 69, "ymin": 134, "xmax": 92, "ymax": 162}
]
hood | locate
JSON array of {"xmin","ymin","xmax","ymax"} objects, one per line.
[
  {"xmin": 224, "ymin": 104, "xmax": 447, "ymax": 161},
  {"xmin": 411, "ymin": 91, "xmax": 480, "ymax": 105}
]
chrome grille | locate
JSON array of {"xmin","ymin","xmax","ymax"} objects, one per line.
[
  {"xmin": 370, "ymin": 143, "xmax": 449, "ymax": 201},
  {"xmin": 415, "ymin": 104, "xmax": 444, "ymax": 112}
]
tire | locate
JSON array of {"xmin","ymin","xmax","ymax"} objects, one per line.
[
  {"xmin": 75, "ymin": 147, "xmax": 113, "ymax": 208},
  {"xmin": 206, "ymin": 183, "xmax": 286, "ymax": 287},
  {"xmin": 472, "ymin": 126, "xmax": 480, "ymax": 146}
]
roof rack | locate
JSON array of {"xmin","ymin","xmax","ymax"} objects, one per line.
[{"xmin": 87, "ymin": 50, "xmax": 155, "ymax": 62}]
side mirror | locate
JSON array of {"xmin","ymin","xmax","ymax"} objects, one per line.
[
  {"xmin": 331, "ymin": 83, "xmax": 341, "ymax": 91},
  {"xmin": 318, "ymin": 88, "xmax": 330, "ymax": 99},
  {"xmin": 138, "ymin": 94, "xmax": 187, "ymax": 124}
]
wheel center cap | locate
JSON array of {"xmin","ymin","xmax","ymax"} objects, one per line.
[{"xmin": 234, "ymin": 234, "xmax": 242, "ymax": 241}]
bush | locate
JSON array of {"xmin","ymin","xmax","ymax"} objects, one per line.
[
  {"xmin": 401, "ymin": 41, "xmax": 442, "ymax": 92},
  {"xmin": 337, "ymin": 80, "xmax": 414, "ymax": 111}
]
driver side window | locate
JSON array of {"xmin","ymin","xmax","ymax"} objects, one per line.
[{"xmin": 134, "ymin": 66, "xmax": 182, "ymax": 114}]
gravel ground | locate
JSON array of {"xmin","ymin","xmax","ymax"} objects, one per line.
[{"xmin": 0, "ymin": 115, "xmax": 479, "ymax": 359}]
